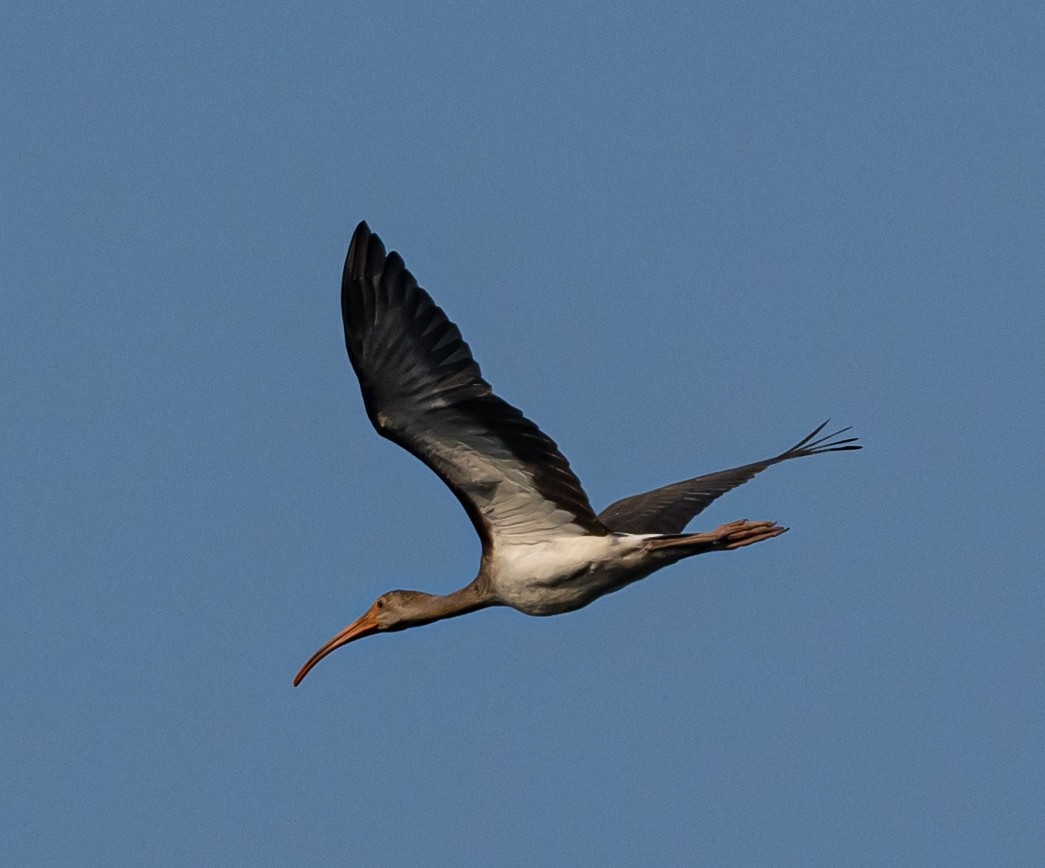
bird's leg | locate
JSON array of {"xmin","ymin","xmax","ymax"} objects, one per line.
[
  {"xmin": 644, "ymin": 520, "xmax": 788, "ymax": 559},
  {"xmin": 705, "ymin": 519, "xmax": 788, "ymax": 549}
]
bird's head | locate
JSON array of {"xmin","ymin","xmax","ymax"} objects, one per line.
[{"xmin": 293, "ymin": 590, "xmax": 439, "ymax": 686}]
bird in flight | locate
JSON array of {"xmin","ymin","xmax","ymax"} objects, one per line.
[{"xmin": 294, "ymin": 222, "xmax": 860, "ymax": 685}]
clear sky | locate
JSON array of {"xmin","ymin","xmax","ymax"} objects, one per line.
[{"xmin": 3, "ymin": 2, "xmax": 1043, "ymax": 865}]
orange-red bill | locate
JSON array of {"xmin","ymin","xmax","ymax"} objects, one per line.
[{"xmin": 293, "ymin": 609, "xmax": 380, "ymax": 686}]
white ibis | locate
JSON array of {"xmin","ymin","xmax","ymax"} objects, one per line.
[{"xmin": 294, "ymin": 222, "xmax": 860, "ymax": 685}]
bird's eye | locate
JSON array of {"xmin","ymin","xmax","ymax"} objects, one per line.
[{"xmin": 376, "ymin": 599, "xmax": 385, "ymax": 609}]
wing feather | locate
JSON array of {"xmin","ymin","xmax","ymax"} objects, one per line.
[
  {"xmin": 598, "ymin": 421, "xmax": 860, "ymax": 534},
  {"xmin": 341, "ymin": 222, "xmax": 606, "ymax": 546}
]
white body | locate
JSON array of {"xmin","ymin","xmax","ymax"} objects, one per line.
[{"xmin": 487, "ymin": 533, "xmax": 659, "ymax": 616}]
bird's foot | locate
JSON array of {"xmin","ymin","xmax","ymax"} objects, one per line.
[{"xmin": 709, "ymin": 519, "xmax": 788, "ymax": 550}]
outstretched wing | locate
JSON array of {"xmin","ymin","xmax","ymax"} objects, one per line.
[
  {"xmin": 341, "ymin": 222, "xmax": 606, "ymax": 547},
  {"xmin": 597, "ymin": 421, "xmax": 860, "ymax": 534}
]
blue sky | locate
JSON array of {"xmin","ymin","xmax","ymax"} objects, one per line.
[{"xmin": 3, "ymin": 2, "xmax": 1043, "ymax": 865}]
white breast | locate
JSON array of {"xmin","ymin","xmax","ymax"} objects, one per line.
[{"xmin": 487, "ymin": 533, "xmax": 656, "ymax": 615}]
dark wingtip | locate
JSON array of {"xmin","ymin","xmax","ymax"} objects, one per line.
[
  {"xmin": 344, "ymin": 220, "xmax": 388, "ymax": 285},
  {"xmin": 350, "ymin": 221, "xmax": 371, "ymax": 255},
  {"xmin": 365, "ymin": 231, "xmax": 387, "ymax": 281},
  {"xmin": 346, "ymin": 221, "xmax": 372, "ymax": 278},
  {"xmin": 787, "ymin": 420, "xmax": 863, "ymax": 458},
  {"xmin": 788, "ymin": 419, "xmax": 830, "ymax": 452}
]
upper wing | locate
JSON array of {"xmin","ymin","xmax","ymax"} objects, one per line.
[
  {"xmin": 341, "ymin": 221, "xmax": 606, "ymax": 547},
  {"xmin": 597, "ymin": 422, "xmax": 860, "ymax": 534}
]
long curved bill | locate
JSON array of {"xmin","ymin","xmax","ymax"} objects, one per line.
[{"xmin": 293, "ymin": 608, "xmax": 380, "ymax": 686}]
